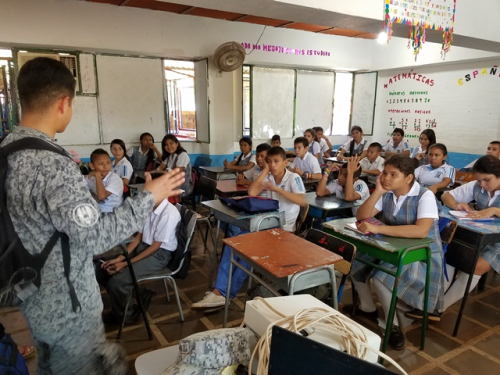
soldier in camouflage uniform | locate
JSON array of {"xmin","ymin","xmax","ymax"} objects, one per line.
[{"xmin": 1, "ymin": 58, "xmax": 184, "ymax": 374}]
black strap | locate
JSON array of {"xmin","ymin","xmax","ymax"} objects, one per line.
[
  {"xmin": 1, "ymin": 137, "xmax": 70, "ymax": 159},
  {"xmin": 60, "ymin": 233, "xmax": 81, "ymax": 312}
]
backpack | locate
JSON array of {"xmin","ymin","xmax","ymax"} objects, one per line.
[
  {"xmin": 0, "ymin": 137, "xmax": 81, "ymax": 312},
  {"xmin": 0, "ymin": 324, "xmax": 28, "ymax": 375},
  {"xmin": 167, "ymin": 205, "xmax": 195, "ymax": 279}
]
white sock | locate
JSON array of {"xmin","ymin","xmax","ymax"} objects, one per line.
[
  {"xmin": 441, "ymin": 272, "xmax": 481, "ymax": 312},
  {"xmin": 373, "ymin": 278, "xmax": 414, "ymax": 329},
  {"xmin": 351, "ymin": 279, "xmax": 377, "ymax": 312}
]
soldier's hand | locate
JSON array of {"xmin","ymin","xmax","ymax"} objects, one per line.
[{"xmin": 143, "ymin": 168, "xmax": 185, "ymax": 205}]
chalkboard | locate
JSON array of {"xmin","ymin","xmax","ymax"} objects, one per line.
[
  {"xmin": 57, "ymin": 96, "xmax": 100, "ymax": 146},
  {"xmin": 96, "ymin": 55, "xmax": 166, "ymax": 144},
  {"xmin": 351, "ymin": 72, "xmax": 377, "ymax": 135},
  {"xmin": 79, "ymin": 53, "xmax": 96, "ymax": 94}
]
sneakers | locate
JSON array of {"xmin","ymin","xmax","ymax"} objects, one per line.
[
  {"xmin": 404, "ymin": 308, "xmax": 442, "ymax": 322},
  {"xmin": 342, "ymin": 304, "xmax": 379, "ymax": 320},
  {"xmin": 388, "ymin": 325, "xmax": 405, "ymax": 351},
  {"xmin": 191, "ymin": 292, "xmax": 226, "ymax": 310}
]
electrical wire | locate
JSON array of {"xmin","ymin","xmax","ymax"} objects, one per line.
[{"xmin": 246, "ymin": 26, "xmax": 267, "ymax": 56}]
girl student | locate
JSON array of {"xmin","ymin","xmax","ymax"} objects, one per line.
[
  {"xmin": 345, "ymin": 155, "xmax": 444, "ymax": 350},
  {"xmin": 223, "ymin": 137, "xmax": 256, "ymax": 172},
  {"xmin": 414, "ymin": 143, "xmax": 455, "ymax": 194},
  {"xmin": 110, "ymin": 139, "xmax": 133, "ymax": 186},
  {"xmin": 128, "ymin": 132, "xmax": 162, "ymax": 172},
  {"xmin": 156, "ymin": 134, "xmax": 193, "ymax": 196},
  {"xmin": 438, "ymin": 155, "xmax": 500, "ymax": 312},
  {"xmin": 410, "ymin": 129, "xmax": 436, "ymax": 166},
  {"xmin": 337, "ymin": 125, "xmax": 369, "ymax": 161},
  {"xmin": 303, "ymin": 128, "xmax": 322, "ymax": 163}
]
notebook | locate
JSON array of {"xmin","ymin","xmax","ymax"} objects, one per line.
[
  {"xmin": 345, "ymin": 217, "xmax": 384, "ymax": 235},
  {"xmin": 448, "ymin": 210, "xmax": 494, "ymax": 222}
]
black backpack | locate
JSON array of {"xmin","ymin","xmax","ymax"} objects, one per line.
[
  {"xmin": 0, "ymin": 137, "xmax": 81, "ymax": 312},
  {"xmin": 167, "ymin": 205, "xmax": 195, "ymax": 279}
]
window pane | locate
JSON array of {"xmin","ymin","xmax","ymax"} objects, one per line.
[{"xmin": 331, "ymin": 72, "xmax": 353, "ymax": 135}]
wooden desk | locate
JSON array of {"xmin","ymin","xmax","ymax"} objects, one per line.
[
  {"xmin": 201, "ymin": 199, "xmax": 285, "ymax": 288},
  {"xmin": 322, "ymin": 218, "xmax": 433, "ymax": 355},
  {"xmin": 222, "ymin": 228, "xmax": 343, "ymax": 326},
  {"xmin": 305, "ymin": 192, "xmax": 355, "ymax": 220},
  {"xmin": 215, "ymin": 180, "xmax": 249, "ymax": 198},
  {"xmin": 199, "ymin": 166, "xmax": 237, "ymax": 180}
]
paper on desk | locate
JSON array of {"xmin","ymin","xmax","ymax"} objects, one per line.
[{"xmin": 449, "ymin": 210, "xmax": 494, "ymax": 221}]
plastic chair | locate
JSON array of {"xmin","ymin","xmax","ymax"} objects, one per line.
[
  {"xmin": 304, "ymin": 228, "xmax": 357, "ymax": 305},
  {"xmin": 193, "ymin": 156, "xmax": 212, "ymax": 169}
]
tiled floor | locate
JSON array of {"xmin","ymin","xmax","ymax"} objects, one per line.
[{"xmin": 1, "ymin": 219, "xmax": 500, "ymax": 375}]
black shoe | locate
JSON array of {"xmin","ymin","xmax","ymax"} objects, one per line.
[
  {"xmin": 404, "ymin": 308, "xmax": 442, "ymax": 322},
  {"xmin": 342, "ymin": 304, "xmax": 378, "ymax": 320},
  {"xmin": 388, "ymin": 325, "xmax": 405, "ymax": 351}
]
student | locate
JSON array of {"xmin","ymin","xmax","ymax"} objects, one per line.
[
  {"xmin": 313, "ymin": 126, "xmax": 333, "ymax": 159},
  {"xmin": 110, "ymin": 139, "xmax": 133, "ymax": 186},
  {"xmin": 410, "ymin": 129, "xmax": 436, "ymax": 165},
  {"xmin": 156, "ymin": 134, "xmax": 193, "ymax": 196},
  {"xmin": 1, "ymin": 57, "xmax": 185, "ymax": 374},
  {"xmin": 304, "ymin": 128, "xmax": 322, "ymax": 162},
  {"xmin": 86, "ymin": 148, "xmax": 124, "ymax": 213},
  {"xmin": 437, "ymin": 155, "xmax": 500, "ymax": 313},
  {"xmin": 462, "ymin": 141, "xmax": 500, "ymax": 171},
  {"xmin": 191, "ymin": 146, "xmax": 306, "ymax": 309},
  {"xmin": 289, "ymin": 136, "xmax": 322, "ymax": 180},
  {"xmin": 98, "ymin": 198, "xmax": 180, "ymax": 323},
  {"xmin": 316, "ymin": 156, "xmax": 369, "ymax": 215},
  {"xmin": 337, "ymin": 126, "xmax": 369, "ymax": 161},
  {"xmin": 271, "ymin": 134, "xmax": 281, "ymax": 147},
  {"xmin": 382, "ymin": 128, "xmax": 411, "ymax": 158},
  {"xmin": 359, "ymin": 142, "xmax": 385, "ymax": 184},
  {"xmin": 223, "ymin": 137, "xmax": 256, "ymax": 172},
  {"xmin": 414, "ymin": 143, "xmax": 455, "ymax": 194},
  {"xmin": 345, "ymin": 155, "xmax": 443, "ymax": 350},
  {"xmin": 237, "ymin": 143, "xmax": 271, "ymax": 188},
  {"xmin": 128, "ymin": 132, "xmax": 162, "ymax": 172}
]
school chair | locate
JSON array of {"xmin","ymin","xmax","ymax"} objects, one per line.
[
  {"xmin": 117, "ymin": 205, "xmax": 197, "ymax": 339},
  {"xmin": 304, "ymin": 229, "xmax": 357, "ymax": 305},
  {"xmin": 195, "ymin": 176, "xmax": 218, "ymax": 252},
  {"xmin": 193, "ymin": 155, "xmax": 212, "ymax": 170},
  {"xmin": 294, "ymin": 204, "xmax": 309, "ymax": 237}
]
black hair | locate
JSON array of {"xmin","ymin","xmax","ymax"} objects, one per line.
[
  {"xmin": 17, "ymin": 57, "xmax": 76, "ymax": 115},
  {"xmin": 489, "ymin": 141, "xmax": 500, "ymax": 147},
  {"xmin": 312, "ymin": 126, "xmax": 324, "ymax": 133},
  {"xmin": 384, "ymin": 154, "xmax": 419, "ymax": 185},
  {"xmin": 90, "ymin": 148, "xmax": 111, "ymax": 163},
  {"xmin": 161, "ymin": 134, "xmax": 187, "ymax": 160},
  {"xmin": 294, "ymin": 136, "xmax": 309, "ymax": 149},
  {"xmin": 256, "ymin": 143, "xmax": 272, "ymax": 153},
  {"xmin": 429, "ymin": 143, "xmax": 448, "ymax": 156},
  {"xmin": 235, "ymin": 137, "xmax": 253, "ymax": 164},
  {"xmin": 267, "ymin": 146, "xmax": 286, "ymax": 160},
  {"xmin": 420, "ymin": 129, "xmax": 436, "ymax": 153},
  {"xmin": 393, "ymin": 127, "xmax": 405, "ymax": 137},
  {"xmin": 304, "ymin": 128, "xmax": 319, "ymax": 143},
  {"xmin": 368, "ymin": 142, "xmax": 382, "ymax": 152},
  {"xmin": 110, "ymin": 139, "xmax": 130, "ymax": 161},
  {"xmin": 349, "ymin": 126, "xmax": 364, "ymax": 156},
  {"xmin": 350, "ymin": 125, "xmax": 363, "ymax": 134},
  {"xmin": 341, "ymin": 162, "xmax": 362, "ymax": 179},
  {"xmin": 271, "ymin": 135, "xmax": 281, "ymax": 142},
  {"xmin": 139, "ymin": 132, "xmax": 156, "ymax": 170},
  {"xmin": 472, "ymin": 155, "xmax": 500, "ymax": 177}
]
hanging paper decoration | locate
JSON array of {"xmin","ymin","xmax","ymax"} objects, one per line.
[{"xmin": 384, "ymin": 0, "xmax": 456, "ymax": 59}]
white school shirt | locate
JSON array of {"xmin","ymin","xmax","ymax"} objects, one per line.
[
  {"xmin": 243, "ymin": 166, "xmax": 266, "ymax": 197},
  {"xmin": 410, "ymin": 145, "xmax": 427, "ymax": 158},
  {"xmin": 319, "ymin": 138, "xmax": 329, "ymax": 154},
  {"xmin": 86, "ymin": 171, "xmax": 123, "ymax": 213},
  {"xmin": 359, "ymin": 156, "xmax": 385, "ymax": 184},
  {"xmin": 308, "ymin": 141, "xmax": 321, "ymax": 156},
  {"xmin": 263, "ymin": 169, "xmax": 306, "ymax": 232},
  {"xmin": 162, "ymin": 151, "xmax": 190, "ymax": 170},
  {"xmin": 448, "ymin": 180, "xmax": 500, "ymax": 207},
  {"xmin": 382, "ymin": 139, "xmax": 410, "ymax": 154},
  {"xmin": 236, "ymin": 152, "xmax": 256, "ymax": 166},
  {"xmin": 112, "ymin": 157, "xmax": 133, "ymax": 181},
  {"xmin": 290, "ymin": 152, "xmax": 321, "ymax": 174},
  {"xmin": 415, "ymin": 164, "xmax": 455, "ymax": 188},
  {"xmin": 325, "ymin": 179, "xmax": 370, "ymax": 215},
  {"xmin": 141, "ymin": 199, "xmax": 180, "ymax": 251},
  {"xmin": 374, "ymin": 182, "xmax": 438, "ymax": 219},
  {"xmin": 341, "ymin": 138, "xmax": 369, "ymax": 154}
]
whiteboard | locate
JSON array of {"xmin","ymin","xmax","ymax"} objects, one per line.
[
  {"xmin": 96, "ymin": 55, "xmax": 166, "ymax": 144},
  {"xmin": 79, "ymin": 53, "xmax": 96, "ymax": 94},
  {"xmin": 252, "ymin": 67, "xmax": 295, "ymax": 139},
  {"xmin": 351, "ymin": 72, "xmax": 377, "ymax": 135},
  {"xmin": 295, "ymin": 70, "xmax": 334, "ymax": 136},
  {"xmin": 57, "ymin": 96, "xmax": 100, "ymax": 145}
]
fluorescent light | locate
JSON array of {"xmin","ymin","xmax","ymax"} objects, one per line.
[
  {"xmin": 59, "ymin": 53, "xmax": 70, "ymax": 56},
  {"xmin": 377, "ymin": 32, "xmax": 387, "ymax": 44},
  {"xmin": 19, "ymin": 50, "xmax": 28, "ymax": 53}
]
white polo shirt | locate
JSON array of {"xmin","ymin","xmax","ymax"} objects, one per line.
[
  {"xmin": 359, "ymin": 156, "xmax": 385, "ymax": 184},
  {"xmin": 410, "ymin": 145, "xmax": 427, "ymax": 158},
  {"xmin": 162, "ymin": 151, "xmax": 190, "ymax": 170},
  {"xmin": 86, "ymin": 171, "xmax": 123, "ymax": 213},
  {"xmin": 382, "ymin": 139, "xmax": 410, "ymax": 154},
  {"xmin": 112, "ymin": 157, "xmax": 133, "ymax": 181},
  {"xmin": 290, "ymin": 152, "xmax": 321, "ymax": 174},
  {"xmin": 319, "ymin": 138, "xmax": 329, "ymax": 154},
  {"xmin": 263, "ymin": 169, "xmax": 306, "ymax": 232},
  {"xmin": 308, "ymin": 141, "xmax": 321, "ymax": 156},
  {"xmin": 341, "ymin": 138, "xmax": 369, "ymax": 155},
  {"xmin": 374, "ymin": 182, "xmax": 438, "ymax": 219},
  {"xmin": 236, "ymin": 152, "xmax": 256, "ymax": 166},
  {"xmin": 244, "ymin": 166, "xmax": 266, "ymax": 197},
  {"xmin": 415, "ymin": 164, "xmax": 455, "ymax": 188},
  {"xmin": 448, "ymin": 180, "xmax": 500, "ymax": 207},
  {"xmin": 325, "ymin": 179, "xmax": 370, "ymax": 214},
  {"xmin": 141, "ymin": 199, "xmax": 181, "ymax": 251}
]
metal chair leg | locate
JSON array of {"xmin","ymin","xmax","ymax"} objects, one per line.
[
  {"xmin": 163, "ymin": 279, "xmax": 171, "ymax": 302},
  {"xmin": 117, "ymin": 291, "xmax": 133, "ymax": 339},
  {"xmin": 166, "ymin": 277, "xmax": 184, "ymax": 322}
]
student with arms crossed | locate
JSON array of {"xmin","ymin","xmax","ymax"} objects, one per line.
[
  {"xmin": 191, "ymin": 146, "xmax": 306, "ymax": 309},
  {"xmin": 382, "ymin": 128, "xmax": 411, "ymax": 158},
  {"xmin": 289, "ymin": 136, "xmax": 322, "ymax": 180},
  {"xmin": 344, "ymin": 155, "xmax": 444, "ymax": 350},
  {"xmin": 110, "ymin": 139, "xmax": 133, "ymax": 186},
  {"xmin": 359, "ymin": 142, "xmax": 385, "ymax": 185},
  {"xmin": 1, "ymin": 57, "xmax": 185, "ymax": 374},
  {"xmin": 414, "ymin": 143, "xmax": 455, "ymax": 194},
  {"xmin": 223, "ymin": 137, "xmax": 256, "ymax": 172}
]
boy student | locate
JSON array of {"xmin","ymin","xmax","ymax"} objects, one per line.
[
  {"xmin": 271, "ymin": 134, "xmax": 293, "ymax": 157},
  {"xmin": 87, "ymin": 148, "xmax": 124, "ymax": 213},
  {"xmin": 313, "ymin": 126, "xmax": 333, "ymax": 158},
  {"xmin": 382, "ymin": 128, "xmax": 410, "ymax": 158},
  {"xmin": 237, "ymin": 143, "xmax": 271, "ymax": 188},
  {"xmin": 316, "ymin": 156, "xmax": 370, "ymax": 215},
  {"xmin": 289, "ymin": 136, "xmax": 322, "ymax": 180},
  {"xmin": 1, "ymin": 57, "xmax": 185, "ymax": 374},
  {"xmin": 191, "ymin": 146, "xmax": 306, "ymax": 309},
  {"xmin": 359, "ymin": 142, "xmax": 385, "ymax": 184},
  {"xmin": 462, "ymin": 141, "xmax": 500, "ymax": 170},
  {"xmin": 97, "ymin": 198, "xmax": 181, "ymax": 323}
]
